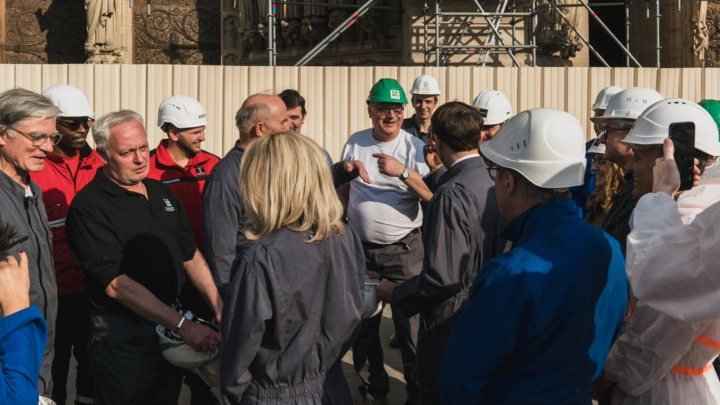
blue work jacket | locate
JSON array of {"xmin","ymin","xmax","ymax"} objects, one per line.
[{"xmin": 440, "ymin": 199, "xmax": 628, "ymax": 405}]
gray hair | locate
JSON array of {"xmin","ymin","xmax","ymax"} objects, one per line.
[
  {"xmin": 0, "ymin": 88, "xmax": 60, "ymax": 137},
  {"xmin": 235, "ymin": 103, "xmax": 270, "ymax": 135},
  {"xmin": 93, "ymin": 110, "xmax": 145, "ymax": 158},
  {"xmin": 507, "ymin": 168, "xmax": 571, "ymax": 203}
]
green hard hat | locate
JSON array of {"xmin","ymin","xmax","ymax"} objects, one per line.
[
  {"xmin": 367, "ymin": 78, "xmax": 408, "ymax": 105},
  {"xmin": 699, "ymin": 99, "xmax": 720, "ymax": 137}
]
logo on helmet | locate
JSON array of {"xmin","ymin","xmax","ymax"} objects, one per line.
[{"xmin": 390, "ymin": 90, "xmax": 400, "ymax": 100}]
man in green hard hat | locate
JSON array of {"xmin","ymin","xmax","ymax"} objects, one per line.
[
  {"xmin": 341, "ymin": 78, "xmax": 431, "ymax": 405},
  {"xmin": 700, "ymin": 99, "xmax": 720, "ymax": 180}
]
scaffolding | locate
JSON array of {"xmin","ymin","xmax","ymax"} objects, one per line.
[{"xmin": 260, "ymin": 0, "xmax": 654, "ymax": 68}]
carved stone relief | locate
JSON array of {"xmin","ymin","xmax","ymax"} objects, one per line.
[
  {"xmin": 133, "ymin": 0, "xmax": 221, "ymax": 64},
  {"xmin": 3, "ymin": 0, "xmax": 87, "ymax": 63},
  {"xmin": 705, "ymin": 3, "xmax": 720, "ymax": 67}
]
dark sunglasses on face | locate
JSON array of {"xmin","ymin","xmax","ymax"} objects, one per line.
[{"xmin": 57, "ymin": 118, "xmax": 94, "ymax": 131}]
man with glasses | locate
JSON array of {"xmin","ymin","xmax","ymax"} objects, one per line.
[
  {"xmin": 30, "ymin": 85, "xmax": 102, "ymax": 405},
  {"xmin": 0, "ymin": 88, "xmax": 61, "ymax": 399},
  {"xmin": 440, "ymin": 108, "xmax": 627, "ymax": 404},
  {"xmin": 341, "ymin": 78, "xmax": 430, "ymax": 405},
  {"xmin": 591, "ymin": 87, "xmax": 664, "ymax": 249}
]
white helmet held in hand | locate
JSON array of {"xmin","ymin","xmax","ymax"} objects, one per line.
[
  {"xmin": 590, "ymin": 87, "xmax": 664, "ymax": 125},
  {"xmin": 480, "ymin": 108, "xmax": 586, "ymax": 188},
  {"xmin": 42, "ymin": 85, "xmax": 95, "ymax": 118},
  {"xmin": 157, "ymin": 95, "xmax": 208, "ymax": 130},
  {"xmin": 587, "ymin": 138, "xmax": 606, "ymax": 154},
  {"xmin": 410, "ymin": 75, "xmax": 441, "ymax": 96},
  {"xmin": 592, "ymin": 86, "xmax": 623, "ymax": 111},
  {"xmin": 472, "ymin": 90, "xmax": 513, "ymax": 126},
  {"xmin": 197, "ymin": 356, "xmax": 221, "ymax": 389},
  {"xmin": 157, "ymin": 318, "xmax": 219, "ymax": 369},
  {"xmin": 363, "ymin": 277, "xmax": 383, "ymax": 319},
  {"xmin": 623, "ymin": 98, "xmax": 720, "ymax": 156}
]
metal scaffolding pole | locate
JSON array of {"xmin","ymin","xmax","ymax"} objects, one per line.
[
  {"xmin": 546, "ymin": 0, "xmax": 610, "ymax": 68},
  {"xmin": 268, "ymin": 0, "xmax": 274, "ymax": 66},
  {"xmin": 625, "ymin": 0, "xmax": 630, "ymax": 67},
  {"xmin": 655, "ymin": 0, "xmax": 661, "ymax": 67},
  {"xmin": 435, "ymin": 1, "xmax": 440, "ymax": 67},
  {"xmin": 531, "ymin": 0, "xmax": 536, "ymax": 66},
  {"xmin": 473, "ymin": 0, "xmax": 520, "ymax": 67},
  {"xmin": 577, "ymin": 0, "xmax": 642, "ymax": 67},
  {"xmin": 295, "ymin": 0, "xmax": 380, "ymax": 66}
]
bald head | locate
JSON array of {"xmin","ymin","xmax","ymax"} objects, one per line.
[{"xmin": 235, "ymin": 94, "xmax": 289, "ymax": 138}]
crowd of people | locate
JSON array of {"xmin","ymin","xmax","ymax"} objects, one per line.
[{"xmin": 1, "ymin": 72, "xmax": 720, "ymax": 405}]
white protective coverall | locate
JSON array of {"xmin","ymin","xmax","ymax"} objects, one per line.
[{"xmin": 604, "ymin": 183, "xmax": 720, "ymax": 404}]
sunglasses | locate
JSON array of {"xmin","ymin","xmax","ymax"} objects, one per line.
[{"xmin": 57, "ymin": 118, "xmax": 94, "ymax": 131}]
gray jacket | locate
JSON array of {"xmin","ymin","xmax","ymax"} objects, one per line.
[{"xmin": 0, "ymin": 170, "xmax": 57, "ymax": 396}]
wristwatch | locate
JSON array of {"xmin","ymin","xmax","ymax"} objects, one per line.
[{"xmin": 400, "ymin": 166, "xmax": 410, "ymax": 181}]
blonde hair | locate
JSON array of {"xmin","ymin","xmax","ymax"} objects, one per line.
[
  {"xmin": 587, "ymin": 160, "xmax": 626, "ymax": 215},
  {"xmin": 239, "ymin": 132, "xmax": 345, "ymax": 243}
]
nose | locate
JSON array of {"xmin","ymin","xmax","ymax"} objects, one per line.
[
  {"xmin": 39, "ymin": 138, "xmax": 54, "ymax": 153},
  {"xmin": 198, "ymin": 130, "xmax": 206, "ymax": 142}
]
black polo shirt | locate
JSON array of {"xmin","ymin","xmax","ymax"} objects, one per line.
[
  {"xmin": 401, "ymin": 114, "xmax": 432, "ymax": 143},
  {"xmin": 66, "ymin": 168, "xmax": 197, "ymax": 315}
]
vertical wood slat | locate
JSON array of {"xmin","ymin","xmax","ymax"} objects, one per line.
[
  {"xmin": 198, "ymin": 66, "xmax": 224, "ymax": 157},
  {"xmin": 222, "ymin": 66, "xmax": 249, "ymax": 155},
  {"xmin": 146, "ymin": 65, "xmax": 174, "ymax": 148},
  {"xmin": 298, "ymin": 67, "xmax": 324, "ymax": 147},
  {"xmin": 323, "ymin": 67, "xmax": 349, "ymax": 161}
]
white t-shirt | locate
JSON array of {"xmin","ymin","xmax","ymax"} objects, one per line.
[{"xmin": 341, "ymin": 128, "xmax": 430, "ymax": 244}]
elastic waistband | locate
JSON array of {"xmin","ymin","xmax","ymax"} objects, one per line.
[
  {"xmin": 255, "ymin": 367, "xmax": 342, "ymax": 400},
  {"xmin": 361, "ymin": 228, "xmax": 420, "ymax": 250}
]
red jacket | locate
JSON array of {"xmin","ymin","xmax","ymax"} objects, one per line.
[
  {"xmin": 30, "ymin": 146, "xmax": 104, "ymax": 297},
  {"xmin": 148, "ymin": 140, "xmax": 219, "ymax": 252}
]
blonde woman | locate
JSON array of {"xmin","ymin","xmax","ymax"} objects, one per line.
[
  {"xmin": 585, "ymin": 140, "xmax": 626, "ymax": 228},
  {"xmin": 220, "ymin": 132, "xmax": 366, "ymax": 405}
]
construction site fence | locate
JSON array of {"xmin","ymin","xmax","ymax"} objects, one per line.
[{"xmin": 5, "ymin": 64, "xmax": 719, "ymax": 160}]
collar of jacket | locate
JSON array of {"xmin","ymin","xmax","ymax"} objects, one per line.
[
  {"xmin": 501, "ymin": 199, "xmax": 581, "ymax": 244},
  {"xmin": 232, "ymin": 139, "xmax": 245, "ymax": 154},
  {"xmin": 0, "ymin": 168, "xmax": 38, "ymax": 196},
  {"xmin": 46, "ymin": 144, "xmax": 96, "ymax": 165},
  {"xmin": 437, "ymin": 154, "xmax": 484, "ymax": 187},
  {"xmin": 154, "ymin": 139, "xmax": 213, "ymax": 169}
]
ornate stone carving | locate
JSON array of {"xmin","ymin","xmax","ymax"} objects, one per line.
[
  {"xmin": 705, "ymin": 2, "xmax": 720, "ymax": 67},
  {"xmin": 86, "ymin": 0, "xmax": 124, "ymax": 63},
  {"xmin": 133, "ymin": 0, "xmax": 221, "ymax": 64},
  {"xmin": 3, "ymin": 0, "xmax": 87, "ymax": 64},
  {"xmin": 534, "ymin": 0, "xmax": 583, "ymax": 60}
]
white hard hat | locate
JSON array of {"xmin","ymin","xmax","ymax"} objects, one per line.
[
  {"xmin": 623, "ymin": 98, "xmax": 720, "ymax": 156},
  {"xmin": 591, "ymin": 86, "xmax": 623, "ymax": 111},
  {"xmin": 363, "ymin": 277, "xmax": 382, "ymax": 319},
  {"xmin": 41, "ymin": 85, "xmax": 95, "ymax": 118},
  {"xmin": 156, "ymin": 318, "xmax": 218, "ymax": 369},
  {"xmin": 472, "ymin": 90, "xmax": 513, "ymax": 126},
  {"xmin": 587, "ymin": 138, "xmax": 606, "ymax": 154},
  {"xmin": 410, "ymin": 75, "xmax": 441, "ymax": 96},
  {"xmin": 590, "ymin": 87, "xmax": 664, "ymax": 125},
  {"xmin": 157, "ymin": 95, "xmax": 208, "ymax": 129},
  {"xmin": 480, "ymin": 108, "xmax": 587, "ymax": 188},
  {"xmin": 196, "ymin": 356, "xmax": 221, "ymax": 389}
]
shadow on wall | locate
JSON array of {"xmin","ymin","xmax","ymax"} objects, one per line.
[{"xmin": 39, "ymin": 0, "xmax": 88, "ymax": 63}]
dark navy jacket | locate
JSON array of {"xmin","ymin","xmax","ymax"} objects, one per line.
[{"xmin": 440, "ymin": 199, "xmax": 628, "ymax": 405}]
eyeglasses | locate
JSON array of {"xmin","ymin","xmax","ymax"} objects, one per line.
[
  {"xmin": 57, "ymin": 118, "xmax": 94, "ymax": 131},
  {"xmin": 374, "ymin": 106, "xmax": 404, "ymax": 116},
  {"xmin": 10, "ymin": 127, "xmax": 62, "ymax": 147},
  {"xmin": 487, "ymin": 165, "xmax": 500, "ymax": 181}
]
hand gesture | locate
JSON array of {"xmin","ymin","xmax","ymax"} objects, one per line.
[
  {"xmin": 343, "ymin": 160, "xmax": 371, "ymax": 184},
  {"xmin": 0, "ymin": 252, "xmax": 30, "ymax": 316},
  {"xmin": 375, "ymin": 280, "xmax": 396, "ymax": 303},
  {"xmin": 372, "ymin": 153, "xmax": 405, "ymax": 178},
  {"xmin": 423, "ymin": 141, "xmax": 444, "ymax": 172},
  {"xmin": 652, "ymin": 139, "xmax": 701, "ymax": 196}
]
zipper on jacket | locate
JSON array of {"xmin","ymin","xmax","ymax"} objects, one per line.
[{"xmin": 24, "ymin": 194, "xmax": 49, "ymax": 317}]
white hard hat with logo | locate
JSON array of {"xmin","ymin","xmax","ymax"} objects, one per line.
[
  {"xmin": 472, "ymin": 90, "xmax": 513, "ymax": 126},
  {"xmin": 592, "ymin": 86, "xmax": 623, "ymax": 111},
  {"xmin": 480, "ymin": 108, "xmax": 586, "ymax": 188},
  {"xmin": 590, "ymin": 87, "xmax": 664, "ymax": 125},
  {"xmin": 587, "ymin": 137, "xmax": 606, "ymax": 154},
  {"xmin": 157, "ymin": 95, "xmax": 208, "ymax": 130},
  {"xmin": 156, "ymin": 317, "xmax": 219, "ymax": 369},
  {"xmin": 363, "ymin": 276, "xmax": 382, "ymax": 319},
  {"xmin": 623, "ymin": 98, "xmax": 720, "ymax": 156},
  {"xmin": 410, "ymin": 75, "xmax": 441, "ymax": 96},
  {"xmin": 42, "ymin": 85, "xmax": 95, "ymax": 118}
]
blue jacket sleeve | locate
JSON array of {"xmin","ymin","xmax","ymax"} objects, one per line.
[
  {"xmin": 0, "ymin": 306, "xmax": 47, "ymax": 405},
  {"xmin": 440, "ymin": 259, "xmax": 529, "ymax": 405}
]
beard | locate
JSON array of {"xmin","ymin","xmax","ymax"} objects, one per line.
[{"xmin": 177, "ymin": 136, "xmax": 200, "ymax": 157}]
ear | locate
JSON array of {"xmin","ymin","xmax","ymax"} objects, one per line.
[
  {"xmin": 301, "ymin": 114, "xmax": 307, "ymax": 125},
  {"xmin": 500, "ymin": 169, "xmax": 516, "ymax": 197},
  {"xmin": 367, "ymin": 105, "xmax": 373, "ymax": 119},
  {"xmin": 167, "ymin": 128, "xmax": 181, "ymax": 142},
  {"xmin": 0, "ymin": 129, "xmax": 6, "ymax": 147}
]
